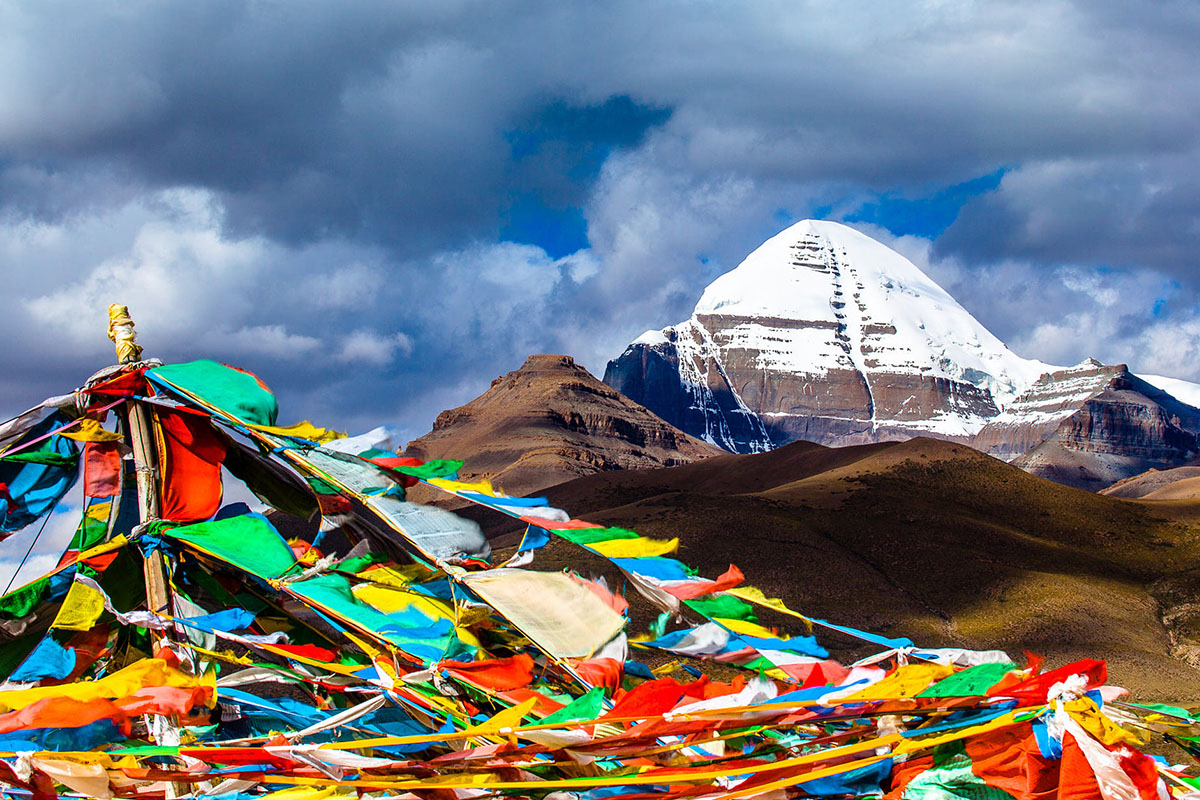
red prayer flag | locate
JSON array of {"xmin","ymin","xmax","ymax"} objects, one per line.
[
  {"xmin": 83, "ymin": 440, "xmax": 122, "ymax": 498},
  {"xmin": 365, "ymin": 455, "xmax": 424, "ymax": 487},
  {"xmin": 269, "ymin": 643, "xmax": 337, "ymax": 662},
  {"xmin": 604, "ymin": 676, "xmax": 713, "ymax": 721},
  {"xmin": 83, "ymin": 368, "xmax": 147, "ymax": 398},
  {"xmin": 571, "ymin": 657, "xmax": 623, "ymax": 693},
  {"xmin": 442, "ymin": 653, "xmax": 535, "ymax": 691},
  {"xmin": 660, "ymin": 564, "xmax": 745, "ymax": 600},
  {"xmin": 155, "ymin": 409, "xmax": 226, "ymax": 523},
  {"xmin": 988, "ymin": 659, "xmax": 1106, "ymax": 702}
]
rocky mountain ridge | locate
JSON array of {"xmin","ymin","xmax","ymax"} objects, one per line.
[
  {"xmin": 1011, "ymin": 370, "xmax": 1200, "ymax": 490},
  {"xmin": 604, "ymin": 219, "xmax": 1200, "ymax": 488},
  {"xmin": 404, "ymin": 354, "xmax": 721, "ymax": 496}
]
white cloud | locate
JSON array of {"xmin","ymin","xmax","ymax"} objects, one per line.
[
  {"xmin": 298, "ymin": 263, "xmax": 387, "ymax": 310},
  {"xmin": 336, "ymin": 329, "xmax": 414, "ymax": 364},
  {"xmin": 210, "ymin": 325, "xmax": 323, "ymax": 359},
  {"xmin": 24, "ymin": 188, "xmax": 263, "ymax": 346}
]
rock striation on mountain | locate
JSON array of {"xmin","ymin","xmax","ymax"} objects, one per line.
[
  {"xmin": 404, "ymin": 354, "xmax": 721, "ymax": 496},
  {"xmin": 973, "ymin": 359, "xmax": 1130, "ymax": 461}
]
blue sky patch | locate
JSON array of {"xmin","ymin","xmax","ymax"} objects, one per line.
[
  {"xmin": 500, "ymin": 96, "xmax": 670, "ymax": 257},
  {"xmin": 847, "ymin": 168, "xmax": 1008, "ymax": 238}
]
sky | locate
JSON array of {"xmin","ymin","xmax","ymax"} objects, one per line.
[{"xmin": 2, "ymin": 0, "xmax": 1200, "ymax": 444}]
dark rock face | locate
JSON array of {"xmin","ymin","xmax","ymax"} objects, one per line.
[
  {"xmin": 1062, "ymin": 388, "xmax": 1198, "ymax": 459},
  {"xmin": 1010, "ymin": 370, "xmax": 1200, "ymax": 490},
  {"xmin": 603, "ymin": 332, "xmax": 774, "ymax": 453},
  {"xmin": 406, "ymin": 354, "xmax": 722, "ymax": 496}
]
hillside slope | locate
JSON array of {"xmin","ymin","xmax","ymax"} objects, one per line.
[{"xmin": 476, "ymin": 437, "xmax": 1200, "ymax": 702}]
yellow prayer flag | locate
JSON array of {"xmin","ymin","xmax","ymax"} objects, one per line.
[
  {"xmin": 726, "ymin": 585, "xmax": 813, "ymax": 629},
  {"xmin": 588, "ymin": 536, "xmax": 679, "ymax": 559},
  {"xmin": 247, "ymin": 421, "xmax": 346, "ymax": 443},
  {"xmin": 359, "ymin": 563, "xmax": 437, "ymax": 587},
  {"xmin": 712, "ymin": 617, "xmax": 782, "ymax": 639},
  {"xmin": 428, "ymin": 477, "xmax": 497, "ymax": 496},
  {"xmin": 51, "ymin": 578, "xmax": 106, "ymax": 632},
  {"xmin": 76, "ymin": 534, "xmax": 128, "ymax": 563},
  {"xmin": 0, "ymin": 657, "xmax": 203, "ymax": 713},
  {"xmin": 262, "ymin": 787, "xmax": 339, "ymax": 799},
  {"xmin": 1064, "ymin": 697, "xmax": 1142, "ymax": 746},
  {"xmin": 58, "ymin": 418, "xmax": 122, "ymax": 443},
  {"xmin": 350, "ymin": 583, "xmax": 482, "ymax": 650},
  {"xmin": 465, "ymin": 697, "xmax": 538, "ymax": 736},
  {"xmin": 841, "ymin": 663, "xmax": 954, "ymax": 702}
]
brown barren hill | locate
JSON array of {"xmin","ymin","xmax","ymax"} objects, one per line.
[
  {"xmin": 1142, "ymin": 477, "xmax": 1200, "ymax": 500},
  {"xmin": 493, "ymin": 437, "xmax": 1200, "ymax": 703},
  {"xmin": 1102, "ymin": 465, "xmax": 1200, "ymax": 499},
  {"xmin": 404, "ymin": 354, "xmax": 722, "ymax": 497}
]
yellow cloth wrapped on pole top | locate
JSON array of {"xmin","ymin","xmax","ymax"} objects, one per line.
[{"xmin": 106, "ymin": 304, "xmax": 142, "ymax": 365}]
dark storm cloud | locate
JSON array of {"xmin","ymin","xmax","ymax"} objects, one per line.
[
  {"xmin": 938, "ymin": 154, "xmax": 1200, "ymax": 277},
  {"xmin": 2, "ymin": 0, "xmax": 1200, "ymax": 435}
]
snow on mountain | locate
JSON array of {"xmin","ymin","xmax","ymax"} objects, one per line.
[{"xmin": 1140, "ymin": 374, "xmax": 1200, "ymax": 410}]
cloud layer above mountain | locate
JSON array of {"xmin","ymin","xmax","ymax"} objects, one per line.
[{"xmin": 3, "ymin": 0, "xmax": 1199, "ymax": 437}]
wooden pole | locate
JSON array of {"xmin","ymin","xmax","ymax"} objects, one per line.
[{"xmin": 107, "ymin": 305, "xmax": 173, "ymax": 622}]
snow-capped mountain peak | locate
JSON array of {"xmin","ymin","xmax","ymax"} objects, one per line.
[
  {"xmin": 606, "ymin": 219, "xmax": 1056, "ymax": 451},
  {"xmin": 693, "ymin": 219, "xmax": 1046, "ymax": 408}
]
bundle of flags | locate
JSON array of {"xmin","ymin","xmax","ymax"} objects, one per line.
[{"xmin": 0, "ymin": 356, "xmax": 1194, "ymax": 800}]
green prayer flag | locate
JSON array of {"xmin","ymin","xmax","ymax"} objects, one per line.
[
  {"xmin": 540, "ymin": 687, "xmax": 607, "ymax": 724},
  {"xmin": 166, "ymin": 514, "xmax": 297, "ymax": 580},
  {"xmin": 0, "ymin": 576, "xmax": 50, "ymax": 619},
  {"xmin": 1129, "ymin": 702, "xmax": 1198, "ymax": 722},
  {"xmin": 70, "ymin": 511, "xmax": 109, "ymax": 552},
  {"xmin": 149, "ymin": 360, "xmax": 279, "ymax": 426},
  {"xmin": 918, "ymin": 662, "xmax": 1016, "ymax": 698},
  {"xmin": 686, "ymin": 594, "xmax": 757, "ymax": 622},
  {"xmin": 0, "ymin": 448, "xmax": 78, "ymax": 467},
  {"xmin": 902, "ymin": 753, "xmax": 1017, "ymax": 800},
  {"xmin": 389, "ymin": 459, "xmax": 464, "ymax": 480},
  {"xmin": 556, "ymin": 527, "xmax": 641, "ymax": 546}
]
